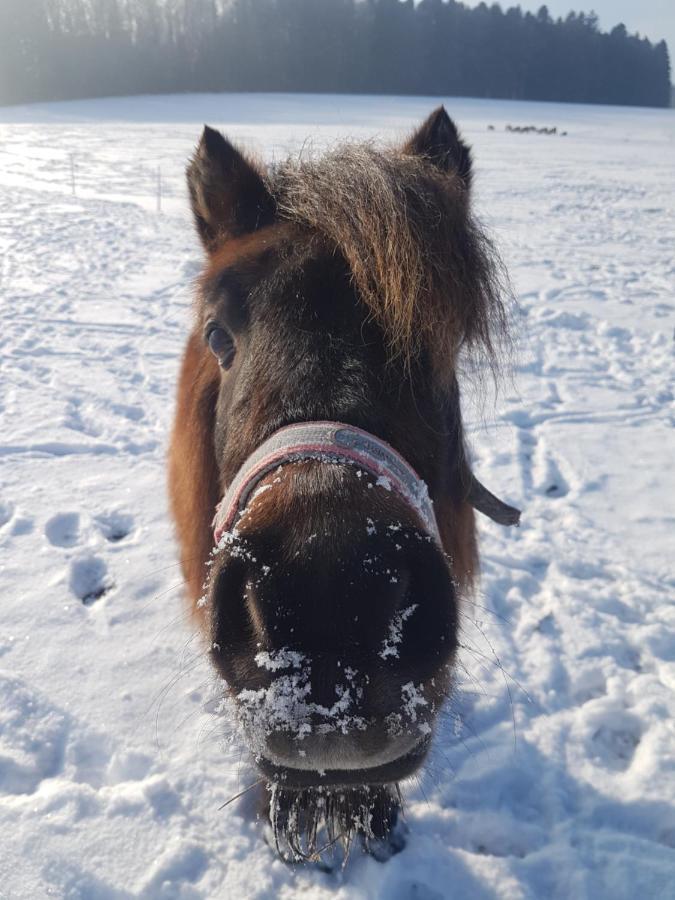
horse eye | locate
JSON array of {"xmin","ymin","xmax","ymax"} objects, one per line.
[{"xmin": 207, "ymin": 326, "xmax": 235, "ymax": 368}]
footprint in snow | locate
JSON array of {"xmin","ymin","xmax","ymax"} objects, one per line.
[
  {"xmin": 590, "ymin": 715, "xmax": 642, "ymax": 771},
  {"xmin": 70, "ymin": 555, "xmax": 112, "ymax": 605},
  {"xmin": 534, "ymin": 442, "xmax": 570, "ymax": 499},
  {"xmin": 110, "ymin": 401, "xmax": 145, "ymax": 422},
  {"xmin": 95, "ymin": 510, "xmax": 134, "ymax": 543},
  {"xmin": 0, "ymin": 674, "xmax": 69, "ymax": 795},
  {"xmin": 139, "ymin": 842, "xmax": 209, "ymax": 896},
  {"xmin": 45, "ymin": 511, "xmax": 81, "ymax": 548},
  {"xmin": 6, "ymin": 512, "xmax": 33, "ymax": 537},
  {"xmin": 0, "ymin": 503, "xmax": 27, "ymax": 539}
]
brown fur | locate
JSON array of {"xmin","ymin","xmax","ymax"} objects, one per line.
[
  {"xmin": 437, "ymin": 496, "xmax": 478, "ymax": 590},
  {"xmin": 170, "ymin": 355, "xmax": 478, "ymax": 618},
  {"xmin": 168, "ymin": 331, "xmax": 220, "ymax": 622},
  {"xmin": 171, "ymin": 211, "xmax": 485, "ymax": 615},
  {"xmin": 270, "ymin": 145, "xmax": 508, "ymax": 380},
  {"xmin": 172, "ymin": 111, "xmax": 507, "ymax": 617}
]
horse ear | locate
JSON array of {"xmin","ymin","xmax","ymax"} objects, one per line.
[
  {"xmin": 404, "ymin": 107, "xmax": 472, "ymax": 187},
  {"xmin": 186, "ymin": 125, "xmax": 275, "ymax": 251}
]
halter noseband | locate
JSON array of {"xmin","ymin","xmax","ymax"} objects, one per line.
[{"xmin": 212, "ymin": 421, "xmax": 442, "ymax": 546}]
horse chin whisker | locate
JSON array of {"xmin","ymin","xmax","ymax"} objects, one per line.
[
  {"xmin": 218, "ymin": 777, "xmax": 266, "ymax": 811},
  {"xmin": 266, "ymin": 780, "xmax": 403, "ymax": 865}
]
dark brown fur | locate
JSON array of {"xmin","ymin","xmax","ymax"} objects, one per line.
[{"xmin": 271, "ymin": 145, "xmax": 507, "ymax": 380}]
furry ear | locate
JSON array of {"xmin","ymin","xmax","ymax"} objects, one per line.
[
  {"xmin": 404, "ymin": 107, "xmax": 472, "ymax": 187},
  {"xmin": 186, "ymin": 125, "xmax": 275, "ymax": 251}
]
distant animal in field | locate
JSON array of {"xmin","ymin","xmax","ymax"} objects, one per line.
[
  {"xmin": 169, "ymin": 107, "xmax": 519, "ymax": 863},
  {"xmin": 506, "ymin": 123, "xmax": 561, "ymax": 135}
]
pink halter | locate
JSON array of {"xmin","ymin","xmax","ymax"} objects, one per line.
[{"xmin": 212, "ymin": 421, "xmax": 442, "ymax": 547}]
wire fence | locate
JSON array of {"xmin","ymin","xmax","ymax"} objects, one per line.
[{"xmin": 0, "ymin": 145, "xmax": 183, "ymax": 213}]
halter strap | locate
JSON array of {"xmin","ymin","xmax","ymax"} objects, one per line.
[{"xmin": 212, "ymin": 421, "xmax": 442, "ymax": 547}]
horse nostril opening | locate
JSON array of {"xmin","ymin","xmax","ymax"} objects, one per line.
[
  {"xmin": 209, "ymin": 557, "xmax": 254, "ymax": 655},
  {"xmin": 388, "ymin": 567, "xmax": 412, "ymax": 610},
  {"xmin": 242, "ymin": 575, "xmax": 266, "ymax": 640}
]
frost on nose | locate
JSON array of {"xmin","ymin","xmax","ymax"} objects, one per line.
[
  {"xmin": 237, "ymin": 649, "xmax": 366, "ymax": 759},
  {"xmin": 236, "ymin": 646, "xmax": 432, "ymax": 772}
]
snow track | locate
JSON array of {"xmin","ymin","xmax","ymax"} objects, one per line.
[{"xmin": 0, "ymin": 94, "xmax": 673, "ymax": 899}]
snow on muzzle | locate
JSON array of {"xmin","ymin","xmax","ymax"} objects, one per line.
[
  {"xmin": 207, "ymin": 521, "xmax": 458, "ymax": 788},
  {"xmin": 235, "ymin": 648, "xmax": 435, "ymax": 786},
  {"xmin": 205, "ymin": 422, "xmax": 468, "ymax": 785}
]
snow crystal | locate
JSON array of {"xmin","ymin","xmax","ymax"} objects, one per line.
[
  {"xmin": 400, "ymin": 681, "xmax": 428, "ymax": 723},
  {"xmin": 249, "ymin": 482, "xmax": 273, "ymax": 501},
  {"xmin": 379, "ymin": 604, "xmax": 419, "ymax": 659},
  {"xmin": 254, "ymin": 647, "xmax": 306, "ymax": 672},
  {"xmin": 237, "ymin": 654, "xmax": 369, "ymax": 748}
]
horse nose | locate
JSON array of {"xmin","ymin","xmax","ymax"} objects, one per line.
[
  {"xmin": 209, "ymin": 522, "xmax": 456, "ymax": 783},
  {"xmin": 262, "ymin": 720, "xmax": 426, "ymax": 777},
  {"xmin": 236, "ymin": 648, "xmax": 432, "ymax": 777},
  {"xmin": 245, "ymin": 564, "xmax": 415, "ymax": 655}
]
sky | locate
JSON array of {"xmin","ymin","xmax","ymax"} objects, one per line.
[{"xmin": 463, "ymin": 0, "xmax": 675, "ymax": 56}]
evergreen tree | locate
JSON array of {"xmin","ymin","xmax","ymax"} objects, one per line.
[{"xmin": 0, "ymin": 0, "xmax": 670, "ymax": 108}]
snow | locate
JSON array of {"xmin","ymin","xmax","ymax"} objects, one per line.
[
  {"xmin": 239, "ymin": 652, "xmax": 367, "ymax": 749},
  {"xmin": 375, "ymin": 475, "xmax": 392, "ymax": 492},
  {"xmin": 380, "ymin": 605, "xmax": 419, "ymax": 660},
  {"xmin": 255, "ymin": 649, "xmax": 307, "ymax": 674},
  {"xmin": 1, "ymin": 92, "xmax": 674, "ymax": 898}
]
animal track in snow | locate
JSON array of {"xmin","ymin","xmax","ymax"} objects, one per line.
[
  {"xmin": 62, "ymin": 397, "xmax": 102, "ymax": 438},
  {"xmin": 532, "ymin": 436, "xmax": 570, "ymax": 498},
  {"xmin": 106, "ymin": 749, "xmax": 153, "ymax": 784},
  {"xmin": 110, "ymin": 401, "xmax": 145, "ymax": 422},
  {"xmin": 570, "ymin": 667, "xmax": 607, "ymax": 705},
  {"xmin": 2, "ymin": 510, "xmax": 34, "ymax": 537},
  {"xmin": 69, "ymin": 555, "xmax": 112, "ymax": 605},
  {"xmin": 516, "ymin": 426, "xmax": 572, "ymax": 500},
  {"xmin": 138, "ymin": 841, "xmax": 209, "ymax": 897},
  {"xmin": 95, "ymin": 510, "xmax": 134, "ymax": 542},
  {"xmin": 0, "ymin": 675, "xmax": 68, "ymax": 794},
  {"xmin": 591, "ymin": 721, "xmax": 641, "ymax": 771},
  {"xmin": 516, "ymin": 427, "xmax": 537, "ymax": 495},
  {"xmin": 45, "ymin": 512, "xmax": 80, "ymax": 548}
]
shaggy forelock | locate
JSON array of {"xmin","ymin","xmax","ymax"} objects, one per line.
[{"xmin": 268, "ymin": 143, "xmax": 509, "ymax": 380}]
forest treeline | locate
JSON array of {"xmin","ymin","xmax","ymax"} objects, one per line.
[{"xmin": 0, "ymin": 0, "xmax": 671, "ymax": 108}]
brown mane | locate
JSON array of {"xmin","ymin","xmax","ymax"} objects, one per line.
[
  {"xmin": 168, "ymin": 330, "xmax": 219, "ymax": 622},
  {"xmin": 270, "ymin": 143, "xmax": 508, "ymax": 379}
]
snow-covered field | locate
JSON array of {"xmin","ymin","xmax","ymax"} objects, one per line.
[{"xmin": 0, "ymin": 93, "xmax": 673, "ymax": 899}]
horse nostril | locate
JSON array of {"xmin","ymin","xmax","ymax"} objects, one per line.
[
  {"xmin": 387, "ymin": 567, "xmax": 412, "ymax": 609},
  {"xmin": 242, "ymin": 575, "xmax": 266, "ymax": 639},
  {"xmin": 209, "ymin": 557, "xmax": 253, "ymax": 658}
]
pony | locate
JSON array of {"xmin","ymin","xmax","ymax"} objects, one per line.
[{"xmin": 168, "ymin": 107, "xmax": 518, "ymax": 862}]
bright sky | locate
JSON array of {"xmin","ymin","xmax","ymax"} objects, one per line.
[{"xmin": 463, "ymin": 1, "xmax": 674, "ymax": 58}]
